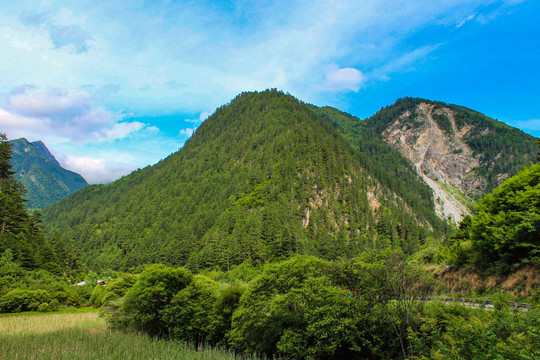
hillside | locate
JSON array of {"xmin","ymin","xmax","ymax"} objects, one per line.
[
  {"xmin": 312, "ymin": 106, "xmax": 442, "ymax": 228},
  {"xmin": 9, "ymin": 138, "xmax": 88, "ymax": 209},
  {"xmin": 315, "ymin": 98, "xmax": 537, "ymax": 223},
  {"xmin": 42, "ymin": 90, "xmax": 444, "ymax": 271}
]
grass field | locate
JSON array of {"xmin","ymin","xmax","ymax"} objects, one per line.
[{"xmin": 0, "ymin": 311, "xmax": 257, "ymax": 360}]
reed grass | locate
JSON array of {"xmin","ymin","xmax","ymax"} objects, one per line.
[{"xmin": 0, "ymin": 312, "xmax": 256, "ymax": 360}]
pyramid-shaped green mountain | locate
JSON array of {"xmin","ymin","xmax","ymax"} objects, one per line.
[{"xmin": 43, "ymin": 90, "xmax": 443, "ymax": 270}]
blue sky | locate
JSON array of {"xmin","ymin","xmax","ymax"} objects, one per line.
[{"xmin": 0, "ymin": 0, "xmax": 538, "ymax": 183}]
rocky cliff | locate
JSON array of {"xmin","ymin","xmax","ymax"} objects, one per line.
[
  {"xmin": 375, "ymin": 99, "xmax": 537, "ymax": 223},
  {"xmin": 383, "ymin": 103, "xmax": 478, "ymax": 222}
]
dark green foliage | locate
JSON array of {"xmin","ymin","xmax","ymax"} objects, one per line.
[
  {"xmin": 452, "ymin": 109, "xmax": 537, "ymax": 191},
  {"xmin": 162, "ymin": 275, "xmax": 218, "ymax": 344},
  {"xmin": 104, "ymin": 254, "xmax": 434, "ymax": 359},
  {"xmin": 43, "ymin": 90, "xmax": 439, "ymax": 271},
  {"xmin": 122, "ymin": 264, "xmax": 193, "ymax": 336},
  {"xmin": 227, "ymin": 256, "xmax": 337, "ymax": 356},
  {"xmin": 0, "ymin": 289, "xmax": 51, "ymax": 312},
  {"xmin": 227, "ymin": 253, "xmax": 430, "ymax": 359},
  {"xmin": 431, "ymin": 112, "xmax": 453, "ymax": 135},
  {"xmin": 101, "ymin": 255, "xmax": 533, "ymax": 360},
  {"xmin": 9, "ymin": 138, "xmax": 88, "ymax": 209},
  {"xmin": 447, "ymin": 163, "xmax": 540, "ymax": 273},
  {"xmin": 0, "ymin": 135, "xmax": 77, "ymax": 273},
  {"xmin": 0, "ymin": 249, "xmax": 93, "ymax": 312},
  {"xmin": 90, "ymin": 273, "xmax": 139, "ymax": 307},
  {"xmin": 312, "ymin": 106, "xmax": 447, "ymax": 236},
  {"xmin": 207, "ymin": 283, "xmax": 246, "ymax": 346},
  {"xmin": 409, "ymin": 303, "xmax": 540, "ymax": 359},
  {"xmin": 350, "ymin": 250, "xmax": 434, "ymax": 358}
]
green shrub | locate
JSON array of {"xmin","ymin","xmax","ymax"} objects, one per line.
[
  {"xmin": 0, "ymin": 289, "xmax": 51, "ymax": 312},
  {"xmin": 122, "ymin": 264, "xmax": 193, "ymax": 336},
  {"xmin": 227, "ymin": 255, "xmax": 379, "ymax": 359},
  {"xmin": 90, "ymin": 285, "xmax": 106, "ymax": 307},
  {"xmin": 208, "ymin": 283, "xmax": 246, "ymax": 346},
  {"xmin": 409, "ymin": 304, "xmax": 540, "ymax": 359},
  {"xmin": 162, "ymin": 275, "xmax": 218, "ymax": 344}
]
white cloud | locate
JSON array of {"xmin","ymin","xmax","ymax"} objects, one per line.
[
  {"xmin": 323, "ymin": 65, "xmax": 364, "ymax": 92},
  {"xmin": 185, "ymin": 111, "xmax": 210, "ymax": 124},
  {"xmin": 61, "ymin": 154, "xmax": 139, "ymax": 184},
  {"xmin": 199, "ymin": 111, "xmax": 210, "ymax": 122},
  {"xmin": 0, "ymin": 107, "xmax": 38, "ymax": 128},
  {"xmin": 101, "ymin": 121, "xmax": 145, "ymax": 141},
  {"xmin": 5, "ymin": 86, "xmax": 91, "ymax": 118},
  {"xmin": 370, "ymin": 44, "xmax": 442, "ymax": 82},
  {"xmin": 179, "ymin": 128, "xmax": 195, "ymax": 137},
  {"xmin": 456, "ymin": 14, "xmax": 476, "ymax": 28},
  {"xmin": 1, "ymin": 85, "xmax": 147, "ymax": 143}
]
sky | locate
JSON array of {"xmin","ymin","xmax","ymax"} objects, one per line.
[{"xmin": 0, "ymin": 0, "xmax": 539, "ymax": 184}]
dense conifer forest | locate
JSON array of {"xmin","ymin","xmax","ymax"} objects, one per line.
[{"xmin": 42, "ymin": 90, "xmax": 444, "ymax": 271}]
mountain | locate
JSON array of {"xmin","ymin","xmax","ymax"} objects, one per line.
[
  {"xmin": 9, "ymin": 138, "xmax": 88, "ymax": 209},
  {"xmin": 42, "ymin": 90, "xmax": 445, "ymax": 271},
  {"xmin": 30, "ymin": 140, "xmax": 61, "ymax": 166},
  {"xmin": 314, "ymin": 98, "xmax": 537, "ymax": 223},
  {"xmin": 1, "ymin": 134, "xmax": 78, "ymax": 273}
]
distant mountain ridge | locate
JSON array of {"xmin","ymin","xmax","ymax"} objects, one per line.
[{"xmin": 9, "ymin": 138, "xmax": 88, "ymax": 209}]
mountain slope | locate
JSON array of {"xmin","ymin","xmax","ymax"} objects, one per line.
[
  {"xmin": 43, "ymin": 90, "xmax": 442, "ymax": 271},
  {"xmin": 361, "ymin": 98, "xmax": 537, "ymax": 222},
  {"xmin": 31, "ymin": 140, "xmax": 61, "ymax": 166},
  {"xmin": 311, "ymin": 105, "xmax": 444, "ymax": 230},
  {"xmin": 9, "ymin": 138, "xmax": 88, "ymax": 209}
]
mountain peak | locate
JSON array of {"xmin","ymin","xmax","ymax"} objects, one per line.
[
  {"xmin": 9, "ymin": 138, "xmax": 88, "ymax": 209},
  {"xmin": 43, "ymin": 90, "xmax": 440, "ymax": 270},
  {"xmin": 368, "ymin": 99, "xmax": 537, "ymax": 222},
  {"xmin": 30, "ymin": 140, "xmax": 61, "ymax": 166}
]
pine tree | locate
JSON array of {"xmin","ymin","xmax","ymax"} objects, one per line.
[
  {"xmin": 0, "ymin": 134, "xmax": 73, "ymax": 271},
  {"xmin": 0, "ymin": 134, "xmax": 28, "ymax": 235}
]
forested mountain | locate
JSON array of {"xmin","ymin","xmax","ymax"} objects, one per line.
[
  {"xmin": 314, "ymin": 98, "xmax": 537, "ymax": 223},
  {"xmin": 0, "ymin": 134, "xmax": 78, "ymax": 273},
  {"xmin": 9, "ymin": 138, "xmax": 88, "ymax": 209},
  {"xmin": 312, "ymin": 106, "xmax": 440, "ymax": 227},
  {"xmin": 42, "ymin": 90, "xmax": 446, "ymax": 271}
]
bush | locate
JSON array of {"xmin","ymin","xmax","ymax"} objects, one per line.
[
  {"xmin": 228, "ymin": 256, "xmax": 374, "ymax": 359},
  {"xmin": 122, "ymin": 264, "xmax": 193, "ymax": 336},
  {"xmin": 208, "ymin": 283, "xmax": 246, "ymax": 346},
  {"xmin": 162, "ymin": 275, "xmax": 218, "ymax": 344},
  {"xmin": 0, "ymin": 289, "xmax": 51, "ymax": 312},
  {"xmin": 409, "ymin": 303, "xmax": 540, "ymax": 359}
]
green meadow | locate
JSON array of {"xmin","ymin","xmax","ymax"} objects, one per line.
[{"xmin": 0, "ymin": 311, "xmax": 257, "ymax": 360}]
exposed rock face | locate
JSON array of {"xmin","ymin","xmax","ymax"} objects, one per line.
[{"xmin": 382, "ymin": 103, "xmax": 483, "ymax": 223}]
